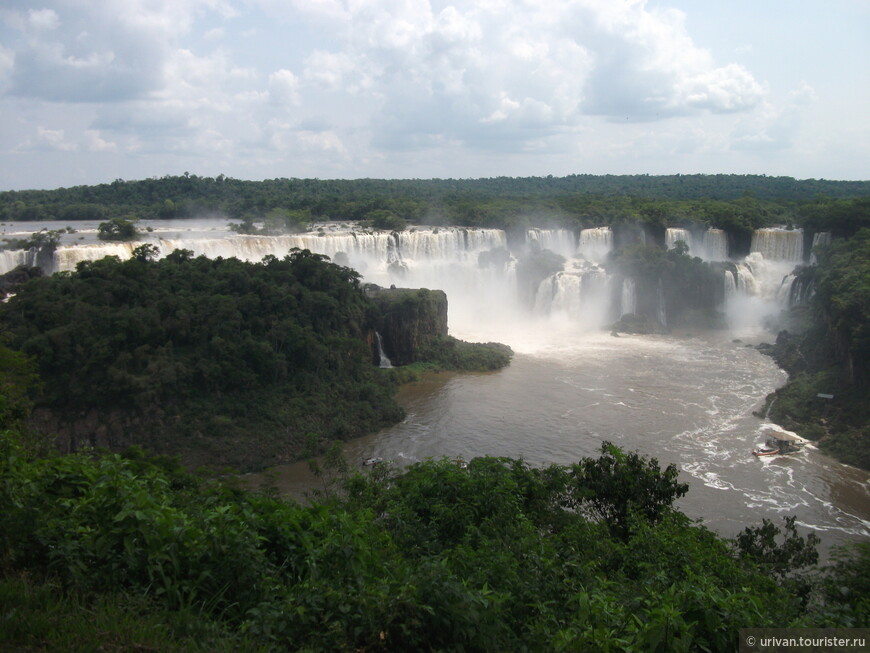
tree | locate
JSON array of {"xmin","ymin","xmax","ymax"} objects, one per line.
[
  {"xmin": 262, "ymin": 208, "xmax": 310, "ymax": 234},
  {"xmin": 567, "ymin": 441, "xmax": 689, "ymax": 539},
  {"xmin": 98, "ymin": 216, "xmax": 140, "ymax": 241},
  {"xmin": 366, "ymin": 209, "xmax": 407, "ymax": 232},
  {"xmin": 735, "ymin": 516, "xmax": 819, "ymax": 579},
  {"xmin": 669, "ymin": 239, "xmax": 690, "ymax": 256},
  {"xmin": 131, "ymin": 244, "xmax": 160, "ymax": 262}
]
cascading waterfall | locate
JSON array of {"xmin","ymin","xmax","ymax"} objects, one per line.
[
  {"xmin": 702, "ymin": 229, "xmax": 728, "ymax": 261},
  {"xmin": 724, "ymin": 270, "xmax": 737, "ymax": 296},
  {"xmin": 47, "ymin": 227, "xmax": 508, "ymax": 277},
  {"xmin": 656, "ymin": 279, "xmax": 667, "ymax": 328},
  {"xmin": 810, "ymin": 232, "xmax": 831, "ymax": 265},
  {"xmin": 0, "ymin": 220, "xmax": 813, "ymax": 339},
  {"xmin": 577, "ymin": 227, "xmax": 613, "ymax": 263},
  {"xmin": 620, "ymin": 277, "xmax": 636, "ymax": 316},
  {"xmin": 750, "ymin": 228, "xmax": 804, "ymax": 262},
  {"xmin": 0, "ymin": 249, "xmax": 39, "ymax": 272},
  {"xmin": 526, "ymin": 229, "xmax": 576, "ymax": 259},
  {"xmin": 534, "ymin": 262, "xmax": 611, "ymax": 328},
  {"xmin": 375, "ymin": 332, "xmax": 392, "ymax": 369},
  {"xmin": 665, "ymin": 228, "xmax": 693, "ymax": 252},
  {"xmin": 52, "ymin": 242, "xmax": 140, "ymax": 272},
  {"xmin": 725, "ymin": 228, "xmax": 805, "ymax": 331}
]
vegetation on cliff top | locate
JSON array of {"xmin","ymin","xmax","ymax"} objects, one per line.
[{"xmin": 0, "ymin": 248, "xmax": 404, "ymax": 471}]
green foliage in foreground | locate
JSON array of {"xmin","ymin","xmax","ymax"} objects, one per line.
[{"xmin": 1, "ymin": 432, "xmax": 866, "ymax": 652}]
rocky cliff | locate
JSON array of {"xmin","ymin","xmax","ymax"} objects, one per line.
[{"xmin": 366, "ymin": 286, "xmax": 448, "ymax": 366}]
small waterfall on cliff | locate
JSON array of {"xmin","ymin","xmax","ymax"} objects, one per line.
[
  {"xmin": 750, "ymin": 228, "xmax": 804, "ymax": 262},
  {"xmin": 620, "ymin": 277, "xmax": 636, "ymax": 317},
  {"xmin": 0, "ymin": 248, "xmax": 39, "ymax": 272},
  {"xmin": 810, "ymin": 232, "xmax": 831, "ymax": 265},
  {"xmin": 534, "ymin": 262, "xmax": 611, "ymax": 329},
  {"xmin": 702, "ymin": 228, "xmax": 729, "ymax": 261},
  {"xmin": 577, "ymin": 227, "xmax": 613, "ymax": 263},
  {"xmin": 656, "ymin": 279, "xmax": 667, "ymax": 328},
  {"xmin": 526, "ymin": 229, "xmax": 576, "ymax": 259},
  {"xmin": 725, "ymin": 247, "xmax": 799, "ymax": 331},
  {"xmin": 666, "ymin": 228, "xmax": 693, "ymax": 252},
  {"xmin": 375, "ymin": 332, "xmax": 392, "ymax": 369},
  {"xmin": 724, "ymin": 270, "xmax": 737, "ymax": 297}
]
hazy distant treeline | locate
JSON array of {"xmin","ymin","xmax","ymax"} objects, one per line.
[{"xmin": 2, "ymin": 173, "xmax": 869, "ymax": 237}]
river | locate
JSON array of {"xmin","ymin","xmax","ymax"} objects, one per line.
[{"xmin": 250, "ymin": 324, "xmax": 870, "ymax": 551}]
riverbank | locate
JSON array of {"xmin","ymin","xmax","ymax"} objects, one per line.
[{"xmin": 757, "ymin": 328, "xmax": 870, "ymax": 471}]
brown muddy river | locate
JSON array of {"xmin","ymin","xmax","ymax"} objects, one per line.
[{"xmin": 249, "ymin": 327, "xmax": 870, "ymax": 552}]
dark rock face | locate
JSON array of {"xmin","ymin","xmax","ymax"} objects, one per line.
[
  {"xmin": 0, "ymin": 265, "xmax": 43, "ymax": 298},
  {"xmin": 366, "ymin": 286, "xmax": 448, "ymax": 365}
]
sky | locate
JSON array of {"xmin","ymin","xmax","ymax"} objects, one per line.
[{"xmin": 0, "ymin": 0, "xmax": 868, "ymax": 191}]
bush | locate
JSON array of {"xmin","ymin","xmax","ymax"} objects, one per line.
[{"xmin": 98, "ymin": 216, "xmax": 140, "ymax": 241}]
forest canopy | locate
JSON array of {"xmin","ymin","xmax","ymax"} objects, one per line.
[
  {"xmin": 0, "ymin": 248, "xmax": 404, "ymax": 470},
  {"xmin": 2, "ymin": 174, "xmax": 869, "ymax": 238}
]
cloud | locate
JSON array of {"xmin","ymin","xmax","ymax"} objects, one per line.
[
  {"xmin": 303, "ymin": 50, "xmax": 361, "ymax": 90},
  {"xmin": 84, "ymin": 129, "xmax": 117, "ymax": 152},
  {"xmin": 34, "ymin": 126, "xmax": 76, "ymax": 151},
  {"xmin": 269, "ymin": 68, "xmax": 300, "ymax": 105},
  {"xmin": 275, "ymin": 0, "xmax": 766, "ymax": 152},
  {"xmin": 0, "ymin": 44, "xmax": 13, "ymax": 83},
  {"xmin": 27, "ymin": 9, "xmax": 60, "ymax": 31},
  {"xmin": 730, "ymin": 82, "xmax": 816, "ymax": 152},
  {"xmin": 3, "ymin": 0, "xmax": 228, "ymax": 103},
  {"xmin": 0, "ymin": 0, "xmax": 785, "ymax": 187}
]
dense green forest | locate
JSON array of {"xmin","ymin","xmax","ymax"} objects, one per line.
[
  {"xmin": 2, "ymin": 174, "xmax": 869, "ymax": 242},
  {"xmin": 0, "ymin": 248, "xmax": 509, "ymax": 471},
  {"xmin": 758, "ymin": 228, "xmax": 870, "ymax": 469}
]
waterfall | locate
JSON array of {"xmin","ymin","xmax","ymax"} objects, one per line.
[
  {"xmin": 0, "ymin": 249, "xmax": 39, "ymax": 274},
  {"xmin": 52, "ymin": 242, "xmax": 138, "ymax": 272},
  {"xmin": 810, "ymin": 232, "xmax": 831, "ymax": 265},
  {"xmin": 750, "ymin": 228, "xmax": 804, "ymax": 262},
  {"xmin": 666, "ymin": 228, "xmax": 693, "ymax": 253},
  {"xmin": 43, "ymin": 227, "xmax": 507, "ymax": 276},
  {"xmin": 534, "ymin": 263, "xmax": 611, "ymax": 328},
  {"xmin": 3, "ymin": 218, "xmax": 814, "ymax": 339},
  {"xmin": 577, "ymin": 227, "xmax": 613, "ymax": 263},
  {"xmin": 620, "ymin": 277, "xmax": 636, "ymax": 316},
  {"xmin": 656, "ymin": 279, "xmax": 667, "ymax": 328},
  {"xmin": 526, "ymin": 229, "xmax": 576, "ymax": 258},
  {"xmin": 375, "ymin": 332, "xmax": 392, "ymax": 369},
  {"xmin": 702, "ymin": 229, "xmax": 728, "ymax": 261},
  {"xmin": 724, "ymin": 270, "xmax": 737, "ymax": 296}
]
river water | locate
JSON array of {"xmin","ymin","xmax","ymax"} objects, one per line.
[
  {"xmin": 3, "ymin": 218, "xmax": 868, "ymax": 549},
  {"xmin": 253, "ymin": 323, "xmax": 870, "ymax": 551}
]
